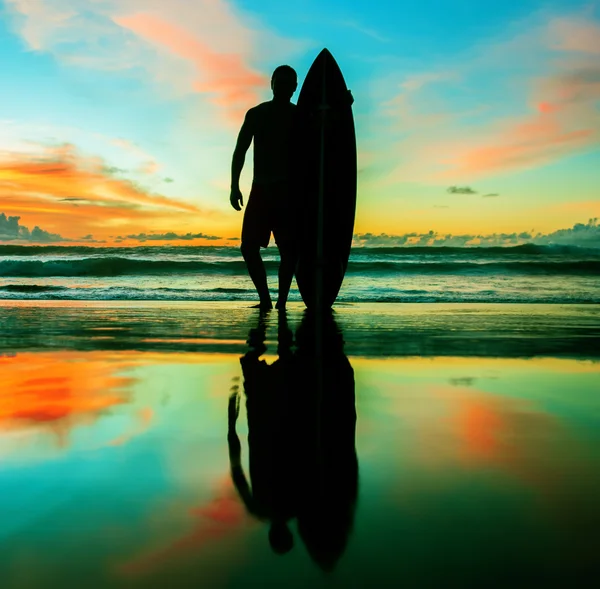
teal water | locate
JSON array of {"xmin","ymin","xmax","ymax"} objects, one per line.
[{"xmin": 1, "ymin": 244, "xmax": 599, "ymax": 302}]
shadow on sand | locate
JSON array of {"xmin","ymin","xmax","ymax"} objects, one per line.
[{"xmin": 228, "ymin": 309, "xmax": 358, "ymax": 571}]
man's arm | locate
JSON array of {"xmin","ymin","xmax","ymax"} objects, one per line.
[
  {"xmin": 231, "ymin": 109, "xmax": 254, "ymax": 190},
  {"xmin": 227, "ymin": 392, "xmax": 261, "ymax": 518}
]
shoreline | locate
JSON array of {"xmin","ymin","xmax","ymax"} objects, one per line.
[
  {"xmin": 1, "ymin": 301, "xmax": 599, "ymax": 358},
  {"xmin": 1, "ymin": 300, "xmax": 600, "ymax": 308}
]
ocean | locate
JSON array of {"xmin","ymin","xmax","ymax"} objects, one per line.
[{"xmin": 0, "ymin": 244, "xmax": 599, "ymax": 303}]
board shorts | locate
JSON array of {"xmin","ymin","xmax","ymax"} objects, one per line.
[{"xmin": 241, "ymin": 180, "xmax": 297, "ymax": 249}]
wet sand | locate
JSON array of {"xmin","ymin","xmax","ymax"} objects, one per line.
[
  {"xmin": 0, "ymin": 302, "xmax": 599, "ymax": 587},
  {"xmin": 1, "ymin": 301, "xmax": 599, "ymax": 357}
]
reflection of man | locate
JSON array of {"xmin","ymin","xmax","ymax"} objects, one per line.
[
  {"xmin": 227, "ymin": 311, "xmax": 297, "ymax": 554},
  {"xmin": 230, "ymin": 66, "xmax": 299, "ymax": 311},
  {"xmin": 227, "ymin": 309, "xmax": 358, "ymax": 569}
]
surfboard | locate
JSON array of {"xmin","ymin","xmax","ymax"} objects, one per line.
[{"xmin": 291, "ymin": 48, "xmax": 357, "ymax": 310}]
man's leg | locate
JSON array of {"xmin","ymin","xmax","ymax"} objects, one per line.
[
  {"xmin": 241, "ymin": 241, "xmax": 273, "ymax": 309},
  {"xmin": 241, "ymin": 184, "xmax": 273, "ymax": 309},
  {"xmin": 276, "ymin": 242, "xmax": 297, "ymax": 309},
  {"xmin": 274, "ymin": 183, "xmax": 298, "ymax": 310}
]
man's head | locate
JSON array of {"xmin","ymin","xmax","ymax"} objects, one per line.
[
  {"xmin": 271, "ymin": 65, "xmax": 297, "ymax": 100},
  {"xmin": 269, "ymin": 520, "xmax": 294, "ymax": 554}
]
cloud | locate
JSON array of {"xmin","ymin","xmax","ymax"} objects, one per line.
[
  {"xmin": 126, "ymin": 231, "xmax": 221, "ymax": 242},
  {"xmin": 138, "ymin": 159, "xmax": 160, "ymax": 175},
  {"xmin": 483, "ymin": 193, "xmax": 500, "ymax": 197},
  {"xmin": 0, "ymin": 143, "xmax": 222, "ymax": 243},
  {"xmin": 440, "ymin": 106, "xmax": 598, "ymax": 180},
  {"xmin": 5, "ymin": 0, "xmax": 305, "ymax": 126},
  {"xmin": 447, "ymin": 186, "xmax": 478, "ymax": 194},
  {"xmin": 376, "ymin": 10, "xmax": 600, "ymax": 184},
  {"xmin": 103, "ymin": 166, "xmax": 128, "ymax": 175},
  {"xmin": 336, "ymin": 19, "xmax": 391, "ymax": 44},
  {"xmin": 535, "ymin": 217, "xmax": 600, "ymax": 247},
  {"xmin": 400, "ymin": 71, "xmax": 457, "ymax": 92},
  {"xmin": 113, "ymin": 12, "xmax": 266, "ymax": 124},
  {"xmin": 1, "ymin": 143, "xmax": 197, "ymax": 211},
  {"xmin": 548, "ymin": 16, "xmax": 600, "ymax": 54},
  {"xmin": 353, "ymin": 218, "xmax": 600, "ymax": 247},
  {"xmin": 111, "ymin": 138, "xmax": 158, "ymax": 164},
  {"xmin": 0, "ymin": 120, "xmax": 164, "ymax": 187},
  {"xmin": 0, "ymin": 0, "xmax": 307, "ymax": 214},
  {"xmin": 79, "ymin": 234, "xmax": 107, "ymax": 243},
  {"xmin": 0, "ymin": 212, "xmax": 64, "ymax": 243},
  {"xmin": 164, "ymin": 177, "xmax": 174, "ymax": 183}
]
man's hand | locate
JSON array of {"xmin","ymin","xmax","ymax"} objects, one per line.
[
  {"xmin": 228, "ymin": 391, "xmax": 240, "ymax": 429},
  {"xmin": 230, "ymin": 187, "xmax": 243, "ymax": 211}
]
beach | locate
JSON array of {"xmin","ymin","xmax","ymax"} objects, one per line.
[
  {"xmin": 2, "ymin": 300, "xmax": 600, "ymax": 356},
  {"xmin": 2, "ymin": 0, "xmax": 600, "ymax": 584},
  {"xmin": 1, "ymin": 301, "xmax": 599, "ymax": 587}
]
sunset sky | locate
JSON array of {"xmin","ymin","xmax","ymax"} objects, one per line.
[{"xmin": 0, "ymin": 0, "xmax": 599, "ymax": 246}]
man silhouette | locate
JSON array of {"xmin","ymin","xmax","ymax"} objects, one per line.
[
  {"xmin": 230, "ymin": 65, "xmax": 299, "ymax": 311},
  {"xmin": 228, "ymin": 311, "xmax": 298, "ymax": 555}
]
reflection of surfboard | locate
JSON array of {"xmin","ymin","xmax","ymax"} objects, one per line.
[{"xmin": 292, "ymin": 48, "xmax": 357, "ymax": 310}]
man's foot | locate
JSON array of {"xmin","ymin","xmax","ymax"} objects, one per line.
[
  {"xmin": 275, "ymin": 300, "xmax": 286, "ymax": 310},
  {"xmin": 250, "ymin": 301, "xmax": 273, "ymax": 311}
]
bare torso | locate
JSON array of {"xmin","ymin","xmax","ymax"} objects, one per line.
[{"xmin": 251, "ymin": 100, "xmax": 297, "ymax": 185}]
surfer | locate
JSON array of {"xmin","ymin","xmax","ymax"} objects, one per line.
[{"xmin": 230, "ymin": 65, "xmax": 299, "ymax": 310}]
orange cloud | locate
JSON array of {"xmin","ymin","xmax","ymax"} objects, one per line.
[
  {"xmin": 5, "ymin": 0, "xmax": 305, "ymax": 128},
  {"xmin": 0, "ymin": 144, "xmax": 227, "ymax": 244},
  {"xmin": 548, "ymin": 17, "xmax": 600, "ymax": 54},
  {"xmin": 1, "ymin": 143, "xmax": 197, "ymax": 212},
  {"xmin": 110, "ymin": 138, "xmax": 161, "ymax": 174},
  {"xmin": 114, "ymin": 13, "xmax": 266, "ymax": 124},
  {"xmin": 139, "ymin": 160, "xmax": 160, "ymax": 175},
  {"xmin": 437, "ymin": 55, "xmax": 600, "ymax": 179},
  {"xmin": 378, "ymin": 13, "xmax": 600, "ymax": 184},
  {"xmin": 537, "ymin": 101, "xmax": 560, "ymax": 113},
  {"xmin": 439, "ymin": 110, "xmax": 596, "ymax": 179}
]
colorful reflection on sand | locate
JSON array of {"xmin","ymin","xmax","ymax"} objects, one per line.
[{"xmin": 0, "ymin": 344, "xmax": 599, "ymax": 587}]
